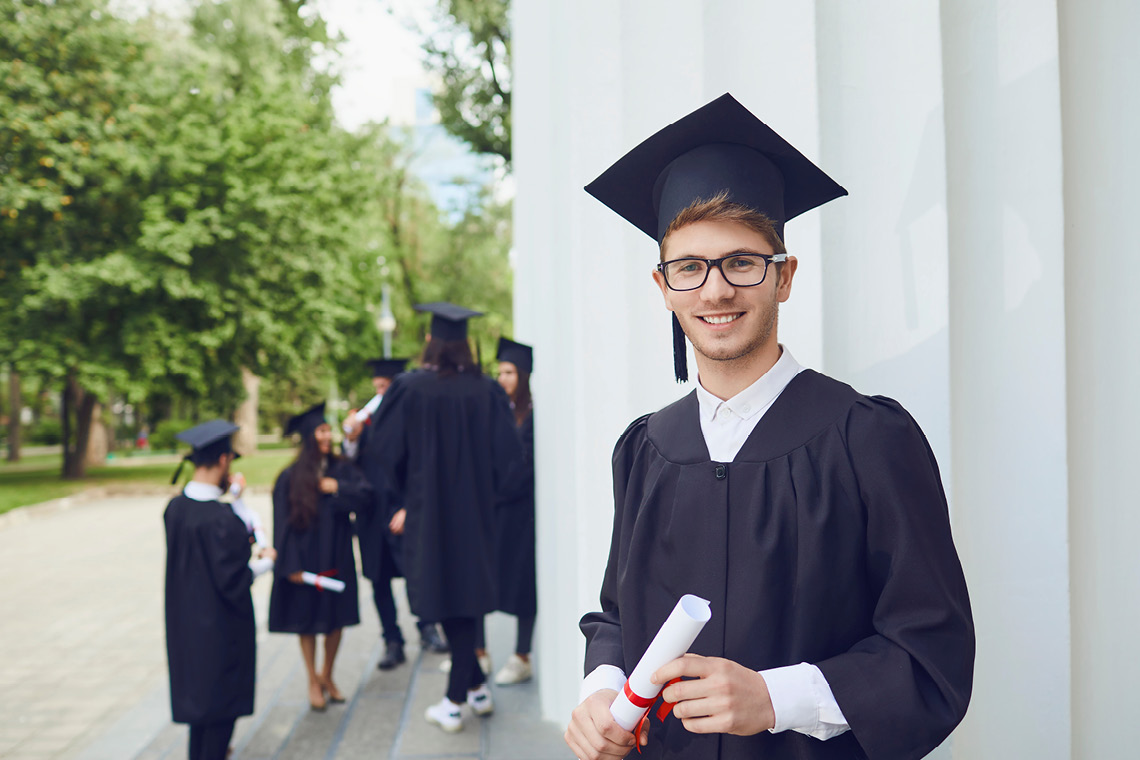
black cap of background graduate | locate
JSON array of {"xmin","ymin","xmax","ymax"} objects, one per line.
[
  {"xmin": 496, "ymin": 337, "xmax": 533, "ymax": 374},
  {"xmin": 367, "ymin": 358, "xmax": 409, "ymax": 378},
  {"xmin": 170, "ymin": 419, "xmax": 241, "ymax": 484},
  {"xmin": 584, "ymin": 93, "xmax": 847, "ymax": 382},
  {"xmin": 415, "ymin": 302, "xmax": 483, "ymax": 341},
  {"xmin": 285, "ymin": 402, "xmax": 327, "ymax": 438}
]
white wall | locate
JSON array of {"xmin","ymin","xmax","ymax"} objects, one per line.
[{"xmin": 514, "ymin": 1, "xmax": 1140, "ymax": 755}]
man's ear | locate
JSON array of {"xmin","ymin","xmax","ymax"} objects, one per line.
[
  {"xmin": 776, "ymin": 256, "xmax": 798, "ymax": 303},
  {"xmin": 652, "ymin": 269, "xmax": 675, "ymax": 312}
]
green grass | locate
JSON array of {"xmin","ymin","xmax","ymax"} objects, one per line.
[{"xmin": 0, "ymin": 449, "xmax": 295, "ymax": 517}]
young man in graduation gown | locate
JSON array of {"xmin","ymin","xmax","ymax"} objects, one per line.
[
  {"xmin": 164, "ymin": 420, "xmax": 276, "ymax": 760},
  {"xmin": 345, "ymin": 358, "xmax": 449, "ymax": 670},
  {"xmin": 364, "ymin": 302, "xmax": 523, "ymax": 732},
  {"xmin": 565, "ymin": 94, "xmax": 975, "ymax": 760}
]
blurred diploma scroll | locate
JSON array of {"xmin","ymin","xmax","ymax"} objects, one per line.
[
  {"xmin": 343, "ymin": 394, "xmax": 382, "ymax": 433},
  {"xmin": 610, "ymin": 594, "xmax": 712, "ymax": 731},
  {"xmin": 300, "ymin": 572, "xmax": 346, "ymax": 593}
]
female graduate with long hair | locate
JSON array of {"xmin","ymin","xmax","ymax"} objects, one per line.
[
  {"xmin": 268, "ymin": 403, "xmax": 371, "ymax": 711},
  {"xmin": 490, "ymin": 337, "xmax": 538, "ymax": 686}
]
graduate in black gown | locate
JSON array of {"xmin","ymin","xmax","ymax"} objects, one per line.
[
  {"xmin": 268, "ymin": 403, "xmax": 371, "ymax": 711},
  {"xmin": 488, "ymin": 337, "xmax": 537, "ymax": 686},
  {"xmin": 165, "ymin": 420, "xmax": 276, "ymax": 760},
  {"xmin": 344, "ymin": 358, "xmax": 449, "ymax": 671},
  {"xmin": 365, "ymin": 302, "xmax": 523, "ymax": 733},
  {"xmin": 566, "ymin": 94, "xmax": 974, "ymax": 760}
]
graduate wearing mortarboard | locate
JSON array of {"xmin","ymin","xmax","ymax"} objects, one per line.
[
  {"xmin": 363, "ymin": 302, "xmax": 523, "ymax": 733},
  {"xmin": 164, "ymin": 420, "xmax": 276, "ymax": 760},
  {"xmin": 567, "ymin": 95, "xmax": 974, "ymax": 760},
  {"xmin": 487, "ymin": 337, "xmax": 537, "ymax": 686},
  {"xmin": 267, "ymin": 403, "xmax": 372, "ymax": 711},
  {"xmin": 345, "ymin": 358, "xmax": 449, "ymax": 671}
]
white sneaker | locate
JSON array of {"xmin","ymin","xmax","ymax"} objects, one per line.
[
  {"xmin": 466, "ymin": 683, "xmax": 494, "ymax": 716},
  {"xmin": 425, "ymin": 697, "xmax": 463, "ymax": 733},
  {"xmin": 494, "ymin": 654, "xmax": 533, "ymax": 685},
  {"xmin": 439, "ymin": 653, "xmax": 493, "ymax": 675}
]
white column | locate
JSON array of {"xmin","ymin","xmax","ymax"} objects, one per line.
[
  {"xmin": 1059, "ymin": 2, "xmax": 1140, "ymax": 757},
  {"xmin": 941, "ymin": 1, "xmax": 1071, "ymax": 757}
]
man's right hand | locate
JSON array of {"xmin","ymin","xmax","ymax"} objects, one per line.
[{"xmin": 564, "ymin": 689, "xmax": 641, "ymax": 760}]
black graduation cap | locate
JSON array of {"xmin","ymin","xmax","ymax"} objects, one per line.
[
  {"xmin": 585, "ymin": 93, "xmax": 847, "ymax": 243},
  {"xmin": 367, "ymin": 358, "xmax": 409, "ymax": 378},
  {"xmin": 170, "ymin": 419, "xmax": 240, "ymax": 484},
  {"xmin": 415, "ymin": 302, "xmax": 483, "ymax": 341},
  {"xmin": 496, "ymin": 337, "xmax": 534, "ymax": 374},
  {"xmin": 584, "ymin": 93, "xmax": 847, "ymax": 382},
  {"xmin": 285, "ymin": 402, "xmax": 327, "ymax": 438}
]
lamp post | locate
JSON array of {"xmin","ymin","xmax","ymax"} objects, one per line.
[{"xmin": 377, "ymin": 282, "xmax": 396, "ymax": 359}]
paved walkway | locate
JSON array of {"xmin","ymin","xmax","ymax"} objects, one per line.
[{"xmin": 0, "ymin": 492, "xmax": 572, "ymax": 760}]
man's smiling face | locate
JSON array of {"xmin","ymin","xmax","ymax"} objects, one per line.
[{"xmin": 654, "ymin": 219, "xmax": 795, "ymax": 367}]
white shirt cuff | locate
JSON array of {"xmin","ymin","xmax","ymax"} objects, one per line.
[
  {"xmin": 248, "ymin": 557, "xmax": 274, "ymax": 578},
  {"xmin": 579, "ymin": 664, "xmax": 628, "ymax": 705},
  {"xmin": 761, "ymin": 662, "xmax": 849, "ymax": 741}
]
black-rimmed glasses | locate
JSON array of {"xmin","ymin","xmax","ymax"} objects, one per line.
[{"xmin": 657, "ymin": 252, "xmax": 787, "ymax": 292}]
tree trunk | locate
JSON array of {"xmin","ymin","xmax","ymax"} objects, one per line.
[
  {"xmin": 62, "ymin": 374, "xmax": 96, "ymax": 480},
  {"xmin": 6, "ymin": 366, "xmax": 19, "ymax": 462},
  {"xmin": 85, "ymin": 401, "xmax": 108, "ymax": 466},
  {"xmin": 233, "ymin": 367, "xmax": 260, "ymax": 456}
]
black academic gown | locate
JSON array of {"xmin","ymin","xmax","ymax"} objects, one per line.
[
  {"xmin": 495, "ymin": 411, "xmax": 537, "ymax": 617},
  {"xmin": 581, "ymin": 370, "xmax": 974, "ymax": 760},
  {"xmin": 164, "ymin": 495, "xmax": 256, "ymax": 725},
  {"xmin": 268, "ymin": 458, "xmax": 370, "ymax": 634},
  {"xmin": 353, "ymin": 422, "xmax": 405, "ymax": 583},
  {"xmin": 366, "ymin": 369, "xmax": 523, "ymax": 622}
]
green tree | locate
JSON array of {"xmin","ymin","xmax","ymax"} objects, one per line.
[
  {"xmin": 420, "ymin": 0, "xmax": 511, "ymax": 165},
  {"xmin": 1, "ymin": 0, "xmax": 165, "ymax": 477}
]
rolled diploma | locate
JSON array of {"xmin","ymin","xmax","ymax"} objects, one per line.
[
  {"xmin": 354, "ymin": 394, "xmax": 383, "ymax": 422},
  {"xmin": 300, "ymin": 572, "xmax": 346, "ymax": 593},
  {"xmin": 609, "ymin": 594, "xmax": 711, "ymax": 731}
]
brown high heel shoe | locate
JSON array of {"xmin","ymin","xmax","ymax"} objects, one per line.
[
  {"xmin": 319, "ymin": 675, "xmax": 346, "ymax": 703},
  {"xmin": 308, "ymin": 680, "xmax": 327, "ymax": 711}
]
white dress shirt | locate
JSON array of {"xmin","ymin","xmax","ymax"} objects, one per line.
[
  {"xmin": 183, "ymin": 481, "xmax": 274, "ymax": 578},
  {"xmin": 581, "ymin": 347, "xmax": 849, "ymax": 741}
]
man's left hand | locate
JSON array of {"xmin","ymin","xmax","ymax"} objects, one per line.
[{"xmin": 653, "ymin": 654, "xmax": 775, "ymax": 736}]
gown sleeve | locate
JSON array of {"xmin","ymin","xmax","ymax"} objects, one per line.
[
  {"xmin": 579, "ymin": 415, "xmax": 651, "ymax": 676},
  {"xmin": 272, "ymin": 468, "xmax": 303, "ymax": 577},
  {"xmin": 327, "ymin": 460, "xmax": 373, "ymax": 516},
  {"xmin": 366, "ymin": 375, "xmax": 410, "ymax": 499},
  {"xmin": 490, "ymin": 384, "xmax": 525, "ymax": 498},
  {"xmin": 200, "ymin": 512, "xmax": 254, "ymax": 607},
  {"xmin": 497, "ymin": 413, "xmax": 534, "ymax": 506},
  {"xmin": 816, "ymin": 397, "xmax": 975, "ymax": 760}
]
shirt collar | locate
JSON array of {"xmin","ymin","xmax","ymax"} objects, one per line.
[
  {"xmin": 695, "ymin": 346, "xmax": 803, "ymax": 423},
  {"xmin": 183, "ymin": 480, "xmax": 224, "ymax": 502}
]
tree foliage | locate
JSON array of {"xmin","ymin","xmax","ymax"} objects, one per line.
[{"xmin": 421, "ymin": 0, "xmax": 511, "ymax": 165}]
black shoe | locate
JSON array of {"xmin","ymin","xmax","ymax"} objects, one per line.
[
  {"xmin": 419, "ymin": 625, "xmax": 449, "ymax": 653},
  {"xmin": 377, "ymin": 641, "xmax": 406, "ymax": 670}
]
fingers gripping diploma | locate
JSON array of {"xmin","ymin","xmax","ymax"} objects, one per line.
[
  {"xmin": 654, "ymin": 654, "xmax": 776, "ymax": 737},
  {"xmin": 565, "ymin": 689, "xmax": 644, "ymax": 760}
]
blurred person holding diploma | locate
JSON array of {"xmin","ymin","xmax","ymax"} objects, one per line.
[
  {"xmin": 165, "ymin": 420, "xmax": 275, "ymax": 760},
  {"xmin": 268, "ymin": 403, "xmax": 371, "ymax": 711}
]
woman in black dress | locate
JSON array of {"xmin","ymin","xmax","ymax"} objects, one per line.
[
  {"xmin": 490, "ymin": 338, "xmax": 537, "ymax": 685},
  {"xmin": 269, "ymin": 403, "xmax": 371, "ymax": 710}
]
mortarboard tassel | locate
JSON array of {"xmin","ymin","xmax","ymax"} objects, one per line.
[
  {"xmin": 672, "ymin": 314, "xmax": 688, "ymax": 383},
  {"xmin": 170, "ymin": 457, "xmax": 187, "ymax": 485}
]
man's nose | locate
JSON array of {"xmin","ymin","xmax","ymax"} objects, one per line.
[{"xmin": 700, "ymin": 263, "xmax": 736, "ymax": 300}]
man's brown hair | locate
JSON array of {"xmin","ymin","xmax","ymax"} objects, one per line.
[{"xmin": 659, "ymin": 190, "xmax": 787, "ymax": 262}]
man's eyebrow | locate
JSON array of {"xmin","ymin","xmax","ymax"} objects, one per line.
[{"xmin": 664, "ymin": 247, "xmax": 770, "ymax": 260}]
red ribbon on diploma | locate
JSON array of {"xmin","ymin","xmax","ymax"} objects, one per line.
[
  {"xmin": 625, "ymin": 678, "xmax": 681, "ymax": 754},
  {"xmin": 314, "ymin": 569, "xmax": 337, "ymax": 592}
]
